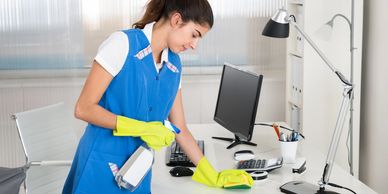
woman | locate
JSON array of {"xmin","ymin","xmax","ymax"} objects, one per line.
[{"xmin": 63, "ymin": 0, "xmax": 253, "ymax": 193}]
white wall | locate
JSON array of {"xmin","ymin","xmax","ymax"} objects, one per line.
[
  {"xmin": 182, "ymin": 70, "xmax": 285, "ymax": 124},
  {"xmin": 360, "ymin": 1, "xmax": 388, "ymax": 193}
]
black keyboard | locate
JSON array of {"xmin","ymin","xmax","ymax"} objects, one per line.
[
  {"xmin": 165, "ymin": 140, "xmax": 204, "ymax": 167},
  {"xmin": 237, "ymin": 158, "xmax": 283, "ymax": 172}
]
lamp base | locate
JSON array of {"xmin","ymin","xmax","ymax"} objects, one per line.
[{"xmin": 280, "ymin": 181, "xmax": 339, "ymax": 194}]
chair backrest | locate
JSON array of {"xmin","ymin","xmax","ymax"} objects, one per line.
[{"xmin": 13, "ymin": 102, "xmax": 81, "ymax": 194}]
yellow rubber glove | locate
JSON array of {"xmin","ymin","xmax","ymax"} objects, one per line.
[
  {"xmin": 192, "ymin": 157, "xmax": 254, "ymax": 189},
  {"xmin": 113, "ymin": 116, "xmax": 175, "ymax": 150}
]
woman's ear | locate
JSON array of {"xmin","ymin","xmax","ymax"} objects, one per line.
[{"xmin": 170, "ymin": 12, "xmax": 183, "ymax": 28}]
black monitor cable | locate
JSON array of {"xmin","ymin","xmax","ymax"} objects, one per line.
[{"xmin": 254, "ymin": 123, "xmax": 305, "ymax": 139}]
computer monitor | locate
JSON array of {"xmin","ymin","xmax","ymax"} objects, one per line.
[{"xmin": 213, "ymin": 63, "xmax": 263, "ymax": 149}]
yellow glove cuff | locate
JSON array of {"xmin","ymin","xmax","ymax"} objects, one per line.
[
  {"xmin": 113, "ymin": 115, "xmax": 145, "ymax": 136},
  {"xmin": 113, "ymin": 116, "xmax": 175, "ymax": 150}
]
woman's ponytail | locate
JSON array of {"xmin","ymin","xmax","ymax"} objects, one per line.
[
  {"xmin": 133, "ymin": 0, "xmax": 213, "ymax": 29},
  {"xmin": 133, "ymin": 0, "xmax": 167, "ymax": 29}
]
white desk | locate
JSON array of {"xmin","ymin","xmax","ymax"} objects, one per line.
[{"xmin": 152, "ymin": 123, "xmax": 377, "ymax": 194}]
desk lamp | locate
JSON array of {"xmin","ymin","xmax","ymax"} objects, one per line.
[
  {"xmin": 317, "ymin": 1, "xmax": 356, "ymax": 174},
  {"xmin": 262, "ymin": 8, "xmax": 353, "ymax": 194}
]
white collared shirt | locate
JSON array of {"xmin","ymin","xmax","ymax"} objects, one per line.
[
  {"xmin": 141, "ymin": 22, "xmax": 169, "ymax": 72},
  {"xmin": 94, "ymin": 23, "xmax": 181, "ymax": 88}
]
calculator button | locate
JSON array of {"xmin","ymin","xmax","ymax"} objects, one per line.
[{"xmin": 261, "ymin": 160, "xmax": 266, "ymax": 168}]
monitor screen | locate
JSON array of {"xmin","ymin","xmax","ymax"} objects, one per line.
[{"xmin": 214, "ymin": 64, "xmax": 263, "ymax": 141}]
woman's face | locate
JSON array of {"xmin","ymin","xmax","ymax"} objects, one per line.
[{"xmin": 167, "ymin": 16, "xmax": 210, "ymax": 53}]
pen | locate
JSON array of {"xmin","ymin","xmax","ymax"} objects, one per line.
[
  {"xmin": 272, "ymin": 123, "xmax": 281, "ymax": 140},
  {"xmin": 291, "ymin": 131, "xmax": 298, "ymax": 141},
  {"xmin": 279, "ymin": 132, "xmax": 287, "ymax": 141}
]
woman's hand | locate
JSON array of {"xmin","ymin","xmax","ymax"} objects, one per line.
[{"xmin": 114, "ymin": 116, "xmax": 175, "ymax": 150}]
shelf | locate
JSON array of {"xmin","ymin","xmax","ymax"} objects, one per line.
[
  {"xmin": 288, "ymin": 50, "xmax": 303, "ymax": 58},
  {"xmin": 288, "ymin": 99, "xmax": 302, "ymax": 109},
  {"xmin": 289, "ymin": 0, "xmax": 304, "ymax": 5}
]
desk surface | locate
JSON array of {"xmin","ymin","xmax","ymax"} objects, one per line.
[{"xmin": 151, "ymin": 123, "xmax": 376, "ymax": 194}]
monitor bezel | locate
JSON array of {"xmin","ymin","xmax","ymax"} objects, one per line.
[{"xmin": 213, "ymin": 63, "xmax": 263, "ymax": 142}]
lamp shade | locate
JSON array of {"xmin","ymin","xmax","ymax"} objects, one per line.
[
  {"xmin": 262, "ymin": 8, "xmax": 290, "ymax": 38},
  {"xmin": 314, "ymin": 22, "xmax": 333, "ymax": 41}
]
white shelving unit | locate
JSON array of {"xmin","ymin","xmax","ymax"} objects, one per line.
[{"xmin": 285, "ymin": 1, "xmax": 304, "ymax": 132}]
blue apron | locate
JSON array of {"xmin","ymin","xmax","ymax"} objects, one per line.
[{"xmin": 62, "ymin": 29, "xmax": 182, "ymax": 194}]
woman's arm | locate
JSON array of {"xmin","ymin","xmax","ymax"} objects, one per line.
[
  {"xmin": 168, "ymin": 89, "xmax": 204, "ymax": 166},
  {"xmin": 74, "ymin": 60, "xmax": 117, "ymax": 130}
]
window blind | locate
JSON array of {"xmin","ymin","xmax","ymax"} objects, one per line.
[{"xmin": 0, "ymin": 0, "xmax": 286, "ymax": 70}]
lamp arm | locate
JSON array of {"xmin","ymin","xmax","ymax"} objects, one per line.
[
  {"xmin": 326, "ymin": 0, "xmax": 356, "ymax": 175},
  {"xmin": 329, "ymin": 13, "xmax": 355, "ymax": 54},
  {"xmin": 330, "ymin": 14, "xmax": 351, "ymax": 29},
  {"xmin": 331, "ymin": 0, "xmax": 356, "ymax": 56},
  {"xmin": 319, "ymin": 86, "xmax": 353, "ymax": 189},
  {"xmin": 289, "ymin": 19, "xmax": 352, "ymax": 86}
]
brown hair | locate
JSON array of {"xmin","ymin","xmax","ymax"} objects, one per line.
[{"xmin": 133, "ymin": 0, "xmax": 214, "ymax": 29}]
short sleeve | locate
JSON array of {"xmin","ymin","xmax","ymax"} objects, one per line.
[{"xmin": 94, "ymin": 31, "xmax": 128, "ymax": 77}]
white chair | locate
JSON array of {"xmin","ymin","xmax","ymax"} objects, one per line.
[{"xmin": 13, "ymin": 102, "xmax": 80, "ymax": 194}]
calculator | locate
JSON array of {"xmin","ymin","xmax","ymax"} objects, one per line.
[{"xmin": 236, "ymin": 157, "xmax": 283, "ymax": 172}]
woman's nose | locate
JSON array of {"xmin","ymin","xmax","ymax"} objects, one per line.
[{"xmin": 190, "ymin": 39, "xmax": 199, "ymax": 50}]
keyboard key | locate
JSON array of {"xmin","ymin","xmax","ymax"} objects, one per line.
[{"xmin": 166, "ymin": 140, "xmax": 204, "ymax": 167}]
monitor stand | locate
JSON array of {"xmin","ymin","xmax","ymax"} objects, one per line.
[{"xmin": 212, "ymin": 135, "xmax": 257, "ymax": 149}]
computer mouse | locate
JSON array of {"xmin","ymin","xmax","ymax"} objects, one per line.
[
  {"xmin": 234, "ymin": 150, "xmax": 255, "ymax": 161},
  {"xmin": 169, "ymin": 166, "xmax": 194, "ymax": 177}
]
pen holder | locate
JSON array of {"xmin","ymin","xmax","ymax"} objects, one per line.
[{"xmin": 279, "ymin": 140, "xmax": 298, "ymax": 164}]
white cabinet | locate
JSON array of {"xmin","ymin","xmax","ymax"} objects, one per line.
[{"xmin": 285, "ymin": 2, "xmax": 305, "ymax": 132}]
